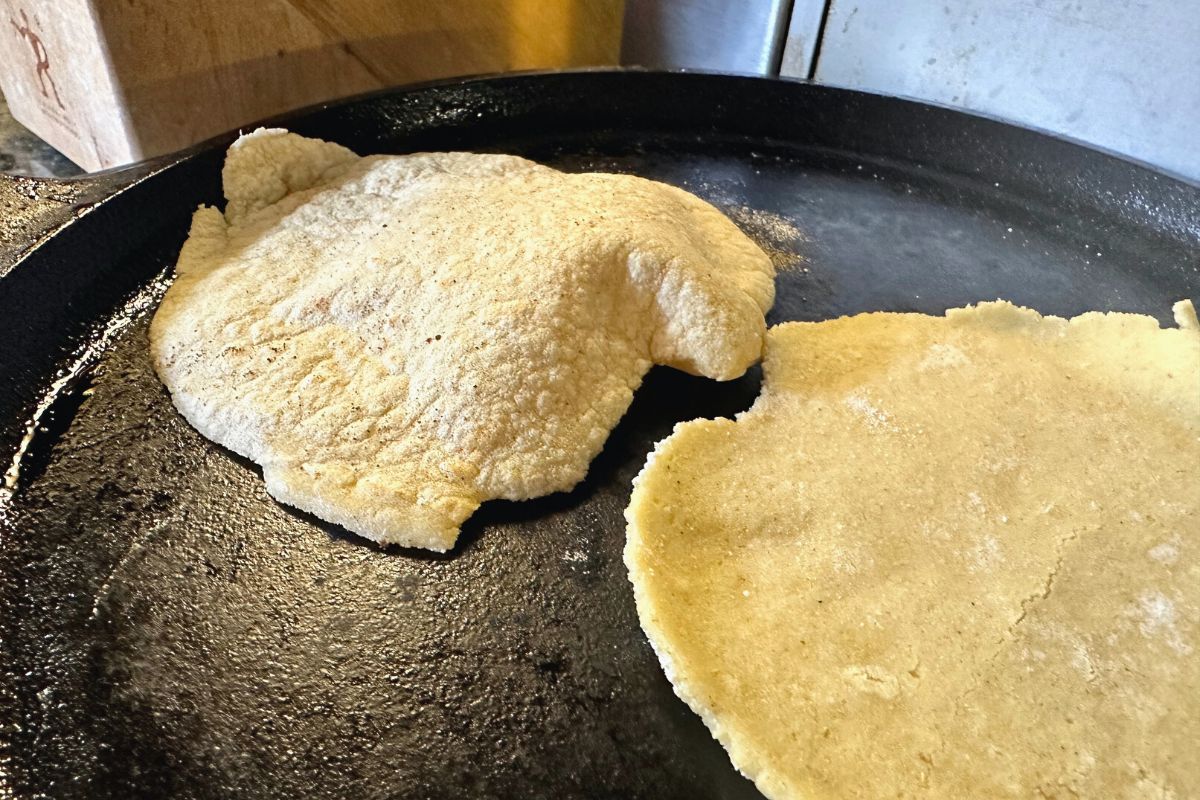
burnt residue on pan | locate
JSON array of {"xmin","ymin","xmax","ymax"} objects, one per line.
[{"xmin": 1, "ymin": 72, "xmax": 1198, "ymax": 799}]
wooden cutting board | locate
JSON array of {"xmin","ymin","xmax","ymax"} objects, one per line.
[{"xmin": 0, "ymin": 0, "xmax": 623, "ymax": 171}]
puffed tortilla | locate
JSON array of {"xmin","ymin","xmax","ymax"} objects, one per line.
[{"xmin": 150, "ymin": 129, "xmax": 774, "ymax": 551}]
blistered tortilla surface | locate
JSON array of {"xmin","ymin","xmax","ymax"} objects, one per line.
[{"xmin": 150, "ymin": 129, "xmax": 774, "ymax": 550}]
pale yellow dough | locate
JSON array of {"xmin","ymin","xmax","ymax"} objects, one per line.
[
  {"xmin": 150, "ymin": 129, "xmax": 774, "ymax": 551},
  {"xmin": 625, "ymin": 301, "xmax": 1200, "ymax": 799}
]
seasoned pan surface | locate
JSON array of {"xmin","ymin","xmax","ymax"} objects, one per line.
[{"xmin": 1, "ymin": 72, "xmax": 1197, "ymax": 799}]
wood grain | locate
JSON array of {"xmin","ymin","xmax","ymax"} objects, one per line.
[{"xmin": 0, "ymin": 0, "xmax": 623, "ymax": 170}]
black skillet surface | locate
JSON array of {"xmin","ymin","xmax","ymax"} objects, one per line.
[{"xmin": 1, "ymin": 71, "xmax": 1197, "ymax": 799}]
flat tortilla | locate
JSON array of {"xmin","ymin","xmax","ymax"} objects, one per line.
[
  {"xmin": 151, "ymin": 129, "xmax": 774, "ymax": 551},
  {"xmin": 625, "ymin": 300, "xmax": 1199, "ymax": 799}
]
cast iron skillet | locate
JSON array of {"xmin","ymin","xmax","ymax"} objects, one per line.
[{"xmin": 1, "ymin": 71, "xmax": 1197, "ymax": 799}]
